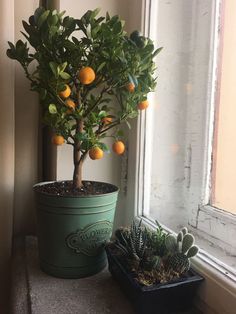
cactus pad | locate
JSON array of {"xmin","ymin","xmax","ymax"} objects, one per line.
[
  {"xmin": 187, "ymin": 245, "xmax": 199, "ymax": 258},
  {"xmin": 165, "ymin": 234, "xmax": 177, "ymax": 253},
  {"xmin": 167, "ymin": 252, "xmax": 190, "ymax": 274},
  {"xmin": 182, "ymin": 233, "xmax": 194, "ymax": 254}
]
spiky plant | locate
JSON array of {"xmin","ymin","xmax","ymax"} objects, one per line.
[{"xmin": 114, "ymin": 220, "xmax": 147, "ymax": 269}]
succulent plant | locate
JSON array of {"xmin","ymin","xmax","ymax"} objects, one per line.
[
  {"xmin": 146, "ymin": 220, "xmax": 168, "ymax": 257},
  {"xmin": 114, "ymin": 220, "xmax": 147, "ymax": 268},
  {"xmin": 143, "ymin": 255, "xmax": 162, "ymax": 271},
  {"xmin": 165, "ymin": 228, "xmax": 199, "ymax": 275},
  {"xmin": 109, "ymin": 221, "xmax": 200, "ymax": 286}
]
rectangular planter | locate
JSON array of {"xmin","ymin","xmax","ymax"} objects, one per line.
[{"xmin": 106, "ymin": 247, "xmax": 204, "ymax": 314}]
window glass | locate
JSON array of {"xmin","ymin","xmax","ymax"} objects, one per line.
[
  {"xmin": 141, "ymin": 0, "xmax": 236, "ymax": 271},
  {"xmin": 212, "ymin": 0, "xmax": 236, "ymax": 215}
]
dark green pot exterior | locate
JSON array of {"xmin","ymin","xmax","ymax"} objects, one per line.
[{"xmin": 34, "ymin": 181, "xmax": 119, "ymax": 279}]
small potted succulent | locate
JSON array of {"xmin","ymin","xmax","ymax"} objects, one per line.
[
  {"xmin": 106, "ymin": 220, "xmax": 204, "ymax": 314},
  {"xmin": 6, "ymin": 7, "xmax": 161, "ymax": 278}
]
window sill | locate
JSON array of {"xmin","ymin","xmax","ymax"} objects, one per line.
[{"xmin": 11, "ymin": 236, "xmax": 201, "ymax": 314}]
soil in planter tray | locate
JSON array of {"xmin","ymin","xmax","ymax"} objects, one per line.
[{"xmin": 34, "ymin": 181, "xmax": 118, "ymax": 197}]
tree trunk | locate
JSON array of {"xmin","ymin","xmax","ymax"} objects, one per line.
[
  {"xmin": 73, "ymin": 119, "xmax": 84, "ymax": 189},
  {"xmin": 73, "ymin": 144, "xmax": 82, "ymax": 189}
]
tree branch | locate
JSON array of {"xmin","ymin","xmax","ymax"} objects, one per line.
[{"xmin": 83, "ymin": 86, "xmax": 111, "ymax": 118}]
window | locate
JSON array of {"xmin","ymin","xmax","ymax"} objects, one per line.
[
  {"xmin": 211, "ymin": 0, "xmax": 236, "ymax": 215},
  {"xmin": 136, "ymin": 0, "xmax": 236, "ymax": 274}
]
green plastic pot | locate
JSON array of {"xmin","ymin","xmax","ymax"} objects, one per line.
[{"xmin": 34, "ymin": 181, "xmax": 119, "ymax": 278}]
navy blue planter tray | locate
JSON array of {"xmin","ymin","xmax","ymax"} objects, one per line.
[{"xmin": 106, "ymin": 247, "xmax": 204, "ymax": 314}]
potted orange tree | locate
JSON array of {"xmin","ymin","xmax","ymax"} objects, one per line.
[{"xmin": 7, "ymin": 7, "xmax": 161, "ymax": 278}]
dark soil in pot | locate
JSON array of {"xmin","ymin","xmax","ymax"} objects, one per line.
[{"xmin": 34, "ymin": 180, "xmax": 118, "ymax": 196}]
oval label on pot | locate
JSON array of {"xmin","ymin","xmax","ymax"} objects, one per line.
[{"xmin": 66, "ymin": 221, "xmax": 113, "ymax": 256}]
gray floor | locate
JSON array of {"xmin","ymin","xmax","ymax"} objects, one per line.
[{"xmin": 11, "ymin": 237, "xmax": 201, "ymax": 314}]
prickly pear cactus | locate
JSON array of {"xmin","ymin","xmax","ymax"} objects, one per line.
[
  {"xmin": 167, "ymin": 252, "xmax": 190, "ymax": 274},
  {"xmin": 165, "ymin": 227, "xmax": 199, "ymax": 275},
  {"xmin": 165, "ymin": 234, "xmax": 177, "ymax": 253},
  {"xmin": 182, "ymin": 233, "xmax": 194, "ymax": 254}
]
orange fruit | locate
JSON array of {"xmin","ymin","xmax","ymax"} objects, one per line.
[
  {"xmin": 126, "ymin": 82, "xmax": 135, "ymax": 93},
  {"xmin": 89, "ymin": 147, "xmax": 104, "ymax": 160},
  {"xmin": 78, "ymin": 67, "xmax": 96, "ymax": 85},
  {"xmin": 59, "ymin": 84, "xmax": 71, "ymax": 99},
  {"xmin": 137, "ymin": 100, "xmax": 149, "ymax": 110},
  {"xmin": 102, "ymin": 117, "xmax": 113, "ymax": 125},
  {"xmin": 65, "ymin": 98, "xmax": 76, "ymax": 110},
  {"xmin": 112, "ymin": 141, "xmax": 125, "ymax": 155},
  {"xmin": 52, "ymin": 135, "xmax": 64, "ymax": 145}
]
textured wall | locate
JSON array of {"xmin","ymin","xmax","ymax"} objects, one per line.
[{"xmin": 0, "ymin": 0, "xmax": 15, "ymax": 311}]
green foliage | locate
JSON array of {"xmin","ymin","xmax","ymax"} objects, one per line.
[
  {"xmin": 146, "ymin": 220, "xmax": 168, "ymax": 257},
  {"xmin": 7, "ymin": 7, "xmax": 160, "ymax": 149},
  {"xmin": 110, "ymin": 220, "xmax": 200, "ymax": 286},
  {"xmin": 7, "ymin": 7, "xmax": 161, "ymax": 186}
]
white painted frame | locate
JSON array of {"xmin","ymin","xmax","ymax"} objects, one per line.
[{"xmin": 184, "ymin": 0, "xmax": 236, "ymax": 255}]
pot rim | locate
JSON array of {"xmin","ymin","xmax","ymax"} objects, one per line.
[{"xmin": 33, "ymin": 180, "xmax": 119, "ymax": 198}]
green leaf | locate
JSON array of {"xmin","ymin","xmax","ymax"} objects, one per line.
[
  {"xmin": 153, "ymin": 47, "xmax": 163, "ymax": 58},
  {"xmin": 48, "ymin": 104, "xmax": 57, "ymax": 114},
  {"xmin": 49, "ymin": 62, "xmax": 58, "ymax": 77},
  {"xmin": 76, "ymin": 19, "xmax": 87, "ymax": 34},
  {"xmin": 22, "ymin": 21, "xmax": 32, "ymax": 35},
  {"xmin": 20, "ymin": 31, "xmax": 30, "ymax": 41},
  {"xmin": 58, "ymin": 62, "xmax": 67, "ymax": 73},
  {"xmin": 98, "ymin": 142, "xmax": 109, "ymax": 152},
  {"xmin": 48, "ymin": 14, "xmax": 58, "ymax": 26},
  {"xmin": 58, "ymin": 10, "xmax": 66, "ymax": 19},
  {"xmin": 91, "ymin": 8, "xmax": 101, "ymax": 19},
  {"xmin": 59, "ymin": 72, "xmax": 71, "ymax": 80},
  {"xmin": 72, "ymin": 36, "xmax": 80, "ymax": 45},
  {"xmin": 106, "ymin": 12, "xmax": 110, "ymax": 21},
  {"xmin": 28, "ymin": 15, "xmax": 35, "ymax": 26},
  {"xmin": 97, "ymin": 62, "xmax": 106, "ymax": 73},
  {"xmin": 98, "ymin": 111, "xmax": 107, "ymax": 118},
  {"xmin": 125, "ymin": 120, "xmax": 131, "ymax": 129},
  {"xmin": 49, "ymin": 25, "xmax": 59, "ymax": 37},
  {"xmin": 128, "ymin": 74, "xmax": 134, "ymax": 85},
  {"xmin": 6, "ymin": 49, "xmax": 16, "ymax": 60},
  {"xmin": 34, "ymin": 7, "xmax": 45, "ymax": 24},
  {"xmin": 113, "ymin": 21, "xmax": 122, "ymax": 34},
  {"xmin": 37, "ymin": 10, "xmax": 50, "ymax": 28}
]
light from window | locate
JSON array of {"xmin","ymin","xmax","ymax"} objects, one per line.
[{"xmin": 212, "ymin": 0, "xmax": 236, "ymax": 215}]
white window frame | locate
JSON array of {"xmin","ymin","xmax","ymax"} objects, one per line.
[
  {"xmin": 136, "ymin": 0, "xmax": 236, "ymax": 260},
  {"xmin": 126, "ymin": 0, "xmax": 236, "ymax": 312}
]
